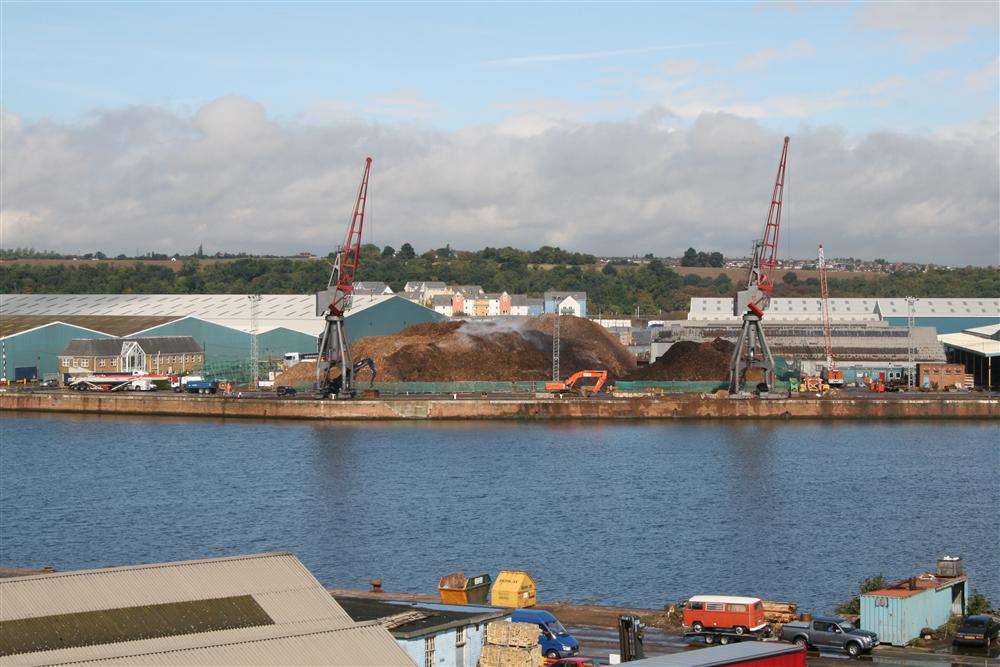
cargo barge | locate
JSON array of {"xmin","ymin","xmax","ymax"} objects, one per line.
[{"xmin": 1, "ymin": 390, "xmax": 996, "ymax": 420}]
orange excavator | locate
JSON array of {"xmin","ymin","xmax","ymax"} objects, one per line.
[{"xmin": 545, "ymin": 370, "xmax": 609, "ymax": 397}]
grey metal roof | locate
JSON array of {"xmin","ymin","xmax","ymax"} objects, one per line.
[
  {"xmin": 431, "ymin": 295, "xmax": 452, "ymax": 306},
  {"xmin": 61, "ymin": 337, "xmax": 203, "ymax": 357},
  {"xmin": 544, "ymin": 291, "xmax": 587, "ymax": 300},
  {"xmin": 0, "ymin": 553, "xmax": 412, "ymax": 666},
  {"xmin": 354, "ymin": 282, "xmax": 391, "ymax": 293},
  {"xmin": 689, "ymin": 297, "xmax": 1000, "ymax": 320},
  {"xmin": 509, "ymin": 294, "xmax": 529, "ymax": 306}
]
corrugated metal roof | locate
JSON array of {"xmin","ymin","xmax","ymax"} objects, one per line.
[
  {"xmin": 7, "ymin": 621, "xmax": 414, "ymax": 666},
  {"xmin": 626, "ymin": 640, "xmax": 802, "ymax": 667},
  {"xmin": 60, "ymin": 337, "xmax": 203, "ymax": 357},
  {"xmin": 689, "ymin": 297, "xmax": 1000, "ymax": 320},
  {"xmin": 0, "ymin": 553, "xmax": 413, "ymax": 666},
  {"xmin": 938, "ymin": 332, "xmax": 1000, "ymax": 357},
  {"xmin": 0, "ymin": 553, "xmax": 349, "ymax": 624}
]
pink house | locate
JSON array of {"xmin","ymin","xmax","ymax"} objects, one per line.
[
  {"xmin": 452, "ymin": 292, "xmax": 465, "ymax": 315},
  {"xmin": 499, "ymin": 292, "xmax": 512, "ymax": 315}
]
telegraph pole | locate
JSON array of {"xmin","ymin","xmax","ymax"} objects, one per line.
[{"xmin": 249, "ymin": 294, "xmax": 261, "ymax": 389}]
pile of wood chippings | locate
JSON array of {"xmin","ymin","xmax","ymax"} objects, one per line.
[
  {"xmin": 625, "ymin": 338, "xmax": 735, "ymax": 381},
  {"xmin": 276, "ymin": 316, "xmax": 636, "ymax": 384}
]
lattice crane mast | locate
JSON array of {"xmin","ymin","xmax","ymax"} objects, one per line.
[
  {"xmin": 314, "ymin": 157, "xmax": 372, "ymax": 399},
  {"xmin": 817, "ymin": 244, "xmax": 843, "ymax": 386},
  {"xmin": 728, "ymin": 136, "xmax": 789, "ymax": 395}
]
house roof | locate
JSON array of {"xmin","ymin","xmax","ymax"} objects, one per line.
[
  {"xmin": 354, "ymin": 282, "xmax": 391, "ymax": 293},
  {"xmin": 334, "ymin": 595, "xmax": 508, "ymax": 640},
  {"xmin": 864, "ymin": 573, "xmax": 968, "ymax": 599},
  {"xmin": 937, "ymin": 332, "xmax": 1000, "ymax": 357},
  {"xmin": 61, "ymin": 336, "xmax": 203, "ymax": 357},
  {"xmin": 431, "ymin": 295, "xmax": 452, "ymax": 306},
  {"xmin": 0, "ymin": 553, "xmax": 411, "ymax": 666},
  {"xmin": 544, "ymin": 291, "xmax": 587, "ymax": 300},
  {"xmin": 422, "ymin": 281, "xmax": 447, "ymax": 289},
  {"xmin": 510, "ymin": 294, "xmax": 529, "ymax": 306},
  {"xmin": 965, "ymin": 323, "xmax": 1000, "ymax": 339},
  {"xmin": 452, "ymin": 285, "xmax": 483, "ymax": 294}
]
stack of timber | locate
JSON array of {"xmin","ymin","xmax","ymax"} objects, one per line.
[
  {"xmin": 762, "ymin": 600, "xmax": 798, "ymax": 624},
  {"xmin": 480, "ymin": 622, "xmax": 542, "ymax": 667}
]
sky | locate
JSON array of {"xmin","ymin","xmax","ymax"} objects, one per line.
[{"xmin": 2, "ymin": 1, "xmax": 998, "ymax": 264}]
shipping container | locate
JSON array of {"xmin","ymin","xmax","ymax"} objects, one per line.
[{"xmin": 860, "ymin": 573, "xmax": 967, "ymax": 645}]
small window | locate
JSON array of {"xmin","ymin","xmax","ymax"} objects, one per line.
[
  {"xmin": 706, "ymin": 602, "xmax": 725, "ymax": 611},
  {"xmin": 424, "ymin": 636, "xmax": 435, "ymax": 667},
  {"xmin": 456, "ymin": 626, "xmax": 466, "ymax": 646},
  {"xmin": 813, "ymin": 621, "xmax": 826, "ymax": 631},
  {"xmin": 689, "ymin": 601, "xmax": 704, "ymax": 610},
  {"xmin": 727, "ymin": 604, "xmax": 748, "ymax": 613},
  {"xmin": 98, "ymin": 359, "xmax": 107, "ymax": 368}
]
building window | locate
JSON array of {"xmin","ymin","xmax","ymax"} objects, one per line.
[
  {"xmin": 80, "ymin": 359, "xmax": 89, "ymax": 368},
  {"xmin": 424, "ymin": 636, "xmax": 435, "ymax": 667},
  {"xmin": 98, "ymin": 358, "xmax": 106, "ymax": 368},
  {"xmin": 455, "ymin": 626, "xmax": 466, "ymax": 667}
]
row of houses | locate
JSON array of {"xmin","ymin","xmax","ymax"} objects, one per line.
[{"xmin": 355, "ymin": 281, "xmax": 588, "ymax": 318}]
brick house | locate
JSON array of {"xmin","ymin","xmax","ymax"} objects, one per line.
[{"xmin": 59, "ymin": 337, "xmax": 204, "ymax": 376}]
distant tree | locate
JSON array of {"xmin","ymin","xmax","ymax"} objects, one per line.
[
  {"xmin": 115, "ymin": 254, "xmax": 127, "ymax": 260},
  {"xmin": 783, "ymin": 271, "xmax": 798, "ymax": 285},
  {"xmin": 836, "ymin": 574, "xmax": 887, "ymax": 617},
  {"xmin": 805, "ymin": 277, "xmax": 820, "ymax": 287},
  {"xmin": 683, "ymin": 273, "xmax": 701, "ymax": 286},
  {"xmin": 602, "ymin": 263, "xmax": 618, "ymax": 276},
  {"xmin": 968, "ymin": 590, "xmax": 993, "ymax": 615},
  {"xmin": 681, "ymin": 247, "xmax": 699, "ymax": 266},
  {"xmin": 399, "ymin": 243, "xmax": 416, "ymax": 259},
  {"xmin": 95, "ymin": 251, "xmax": 107, "ymax": 260},
  {"xmin": 381, "ymin": 245, "xmax": 395, "ymax": 257},
  {"xmin": 643, "ymin": 253, "xmax": 655, "ymax": 260},
  {"xmin": 708, "ymin": 251, "xmax": 724, "ymax": 267}
]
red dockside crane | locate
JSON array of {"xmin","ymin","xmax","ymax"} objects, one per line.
[
  {"xmin": 728, "ymin": 136, "xmax": 789, "ymax": 395},
  {"xmin": 818, "ymin": 244, "xmax": 844, "ymax": 387},
  {"xmin": 314, "ymin": 157, "xmax": 373, "ymax": 398}
]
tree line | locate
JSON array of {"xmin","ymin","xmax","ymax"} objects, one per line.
[{"xmin": 2, "ymin": 245, "xmax": 996, "ymax": 317}]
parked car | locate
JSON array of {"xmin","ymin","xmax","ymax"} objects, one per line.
[
  {"xmin": 40, "ymin": 379, "xmax": 59, "ymax": 388},
  {"xmin": 276, "ymin": 385, "xmax": 297, "ymax": 397},
  {"xmin": 510, "ymin": 609, "xmax": 580, "ymax": 659},
  {"xmin": 953, "ymin": 615, "xmax": 999, "ymax": 648},
  {"xmin": 779, "ymin": 616, "xmax": 878, "ymax": 657},
  {"xmin": 682, "ymin": 596, "xmax": 768, "ymax": 635}
]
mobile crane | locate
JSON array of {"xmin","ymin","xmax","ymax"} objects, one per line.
[
  {"xmin": 818, "ymin": 244, "xmax": 844, "ymax": 387},
  {"xmin": 314, "ymin": 157, "xmax": 376, "ymax": 399},
  {"xmin": 728, "ymin": 137, "xmax": 789, "ymax": 395}
]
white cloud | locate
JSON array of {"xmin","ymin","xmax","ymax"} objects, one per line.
[
  {"xmin": 853, "ymin": 1, "xmax": 998, "ymax": 54},
  {"xmin": 738, "ymin": 38, "xmax": 815, "ymax": 71},
  {"xmin": 1, "ymin": 97, "xmax": 997, "ymax": 264}
]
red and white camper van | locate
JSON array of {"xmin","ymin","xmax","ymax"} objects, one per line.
[{"xmin": 683, "ymin": 596, "xmax": 767, "ymax": 634}]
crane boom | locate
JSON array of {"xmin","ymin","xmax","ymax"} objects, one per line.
[
  {"xmin": 818, "ymin": 244, "xmax": 835, "ymax": 370},
  {"xmin": 728, "ymin": 136, "xmax": 789, "ymax": 394},
  {"xmin": 314, "ymin": 157, "xmax": 373, "ymax": 399}
]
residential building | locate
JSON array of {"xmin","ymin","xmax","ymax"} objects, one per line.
[
  {"xmin": 0, "ymin": 553, "xmax": 413, "ymax": 666},
  {"xmin": 432, "ymin": 295, "xmax": 454, "ymax": 317},
  {"xmin": 544, "ymin": 291, "xmax": 588, "ymax": 317},
  {"xmin": 485, "ymin": 293, "xmax": 502, "ymax": 317},
  {"xmin": 354, "ymin": 281, "xmax": 394, "ymax": 296},
  {"xmin": 509, "ymin": 295, "xmax": 529, "ymax": 316},
  {"xmin": 498, "ymin": 292, "xmax": 512, "ymax": 315},
  {"xmin": 473, "ymin": 295, "xmax": 489, "ymax": 317},
  {"xmin": 527, "ymin": 298, "xmax": 544, "ymax": 317},
  {"xmin": 336, "ymin": 595, "xmax": 508, "ymax": 667},
  {"xmin": 59, "ymin": 336, "xmax": 204, "ymax": 376},
  {"xmin": 422, "ymin": 281, "xmax": 450, "ymax": 302},
  {"xmin": 452, "ymin": 285, "xmax": 484, "ymax": 297},
  {"xmin": 452, "ymin": 292, "xmax": 466, "ymax": 316}
]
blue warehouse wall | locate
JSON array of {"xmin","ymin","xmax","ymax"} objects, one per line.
[
  {"xmin": 345, "ymin": 297, "xmax": 446, "ymax": 344},
  {"xmin": 398, "ymin": 623, "xmax": 488, "ymax": 667},
  {"xmin": 1, "ymin": 323, "xmax": 112, "ymax": 381},
  {"xmin": 884, "ymin": 317, "xmax": 1000, "ymax": 335},
  {"xmin": 259, "ymin": 327, "xmax": 318, "ymax": 360},
  {"xmin": 127, "ymin": 317, "xmax": 250, "ymax": 363}
]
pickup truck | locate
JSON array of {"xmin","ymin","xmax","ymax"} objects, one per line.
[{"xmin": 779, "ymin": 617, "xmax": 878, "ymax": 657}]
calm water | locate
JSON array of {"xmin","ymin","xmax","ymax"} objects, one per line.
[{"xmin": 2, "ymin": 413, "xmax": 997, "ymax": 613}]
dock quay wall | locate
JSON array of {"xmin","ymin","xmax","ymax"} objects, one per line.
[{"xmin": 2, "ymin": 392, "xmax": 996, "ymax": 419}]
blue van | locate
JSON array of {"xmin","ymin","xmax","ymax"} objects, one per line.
[{"xmin": 511, "ymin": 609, "xmax": 580, "ymax": 659}]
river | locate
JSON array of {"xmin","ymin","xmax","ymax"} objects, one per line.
[{"xmin": 2, "ymin": 413, "xmax": 997, "ymax": 613}]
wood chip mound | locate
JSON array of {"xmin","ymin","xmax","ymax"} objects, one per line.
[
  {"xmin": 625, "ymin": 337, "xmax": 735, "ymax": 381},
  {"xmin": 277, "ymin": 316, "xmax": 636, "ymax": 384}
]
